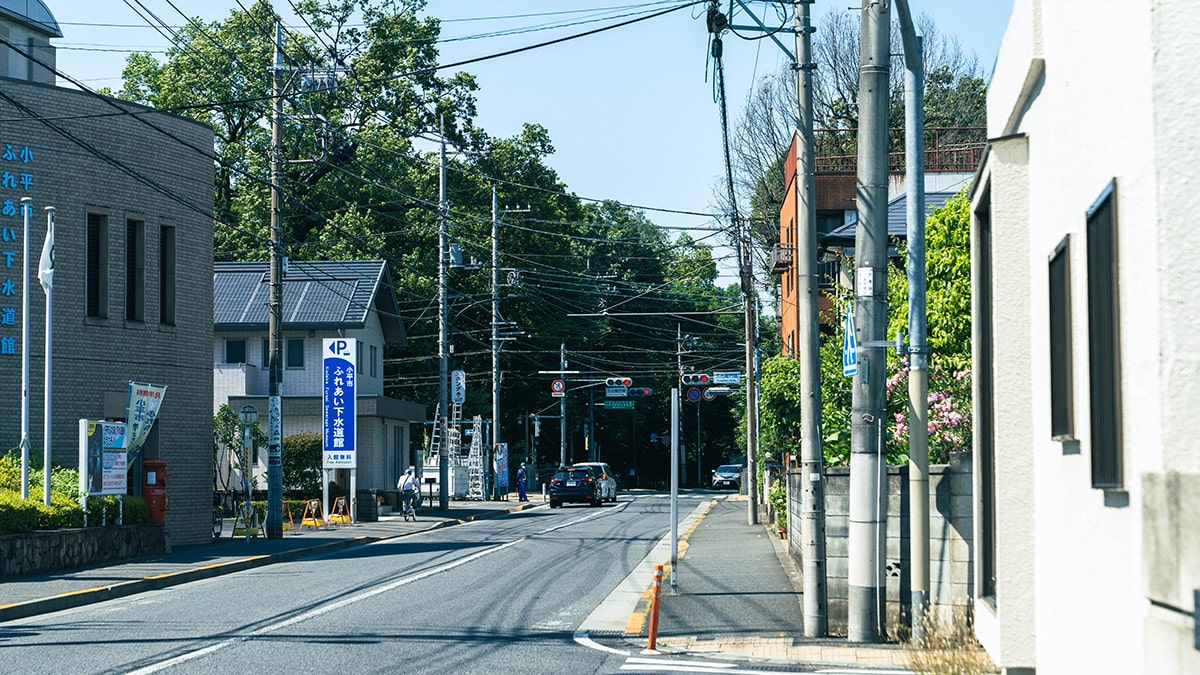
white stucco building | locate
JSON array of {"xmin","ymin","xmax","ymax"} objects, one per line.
[{"xmin": 971, "ymin": 1, "xmax": 1199, "ymax": 672}]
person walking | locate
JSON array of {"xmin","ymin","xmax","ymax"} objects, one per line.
[{"xmin": 517, "ymin": 462, "xmax": 528, "ymax": 502}]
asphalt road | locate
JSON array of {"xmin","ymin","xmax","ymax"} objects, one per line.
[{"xmin": 0, "ymin": 494, "xmax": 697, "ymax": 675}]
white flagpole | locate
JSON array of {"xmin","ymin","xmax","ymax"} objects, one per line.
[
  {"xmin": 19, "ymin": 197, "xmax": 30, "ymax": 500},
  {"xmin": 41, "ymin": 206, "xmax": 55, "ymax": 506}
]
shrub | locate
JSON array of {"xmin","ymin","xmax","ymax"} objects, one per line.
[
  {"xmin": 0, "ymin": 490, "xmax": 42, "ymax": 534},
  {"xmin": 84, "ymin": 495, "xmax": 149, "ymax": 525}
]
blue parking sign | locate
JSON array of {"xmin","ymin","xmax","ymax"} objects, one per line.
[
  {"xmin": 842, "ymin": 303, "xmax": 858, "ymax": 377},
  {"xmin": 323, "ymin": 338, "xmax": 357, "ymax": 468}
]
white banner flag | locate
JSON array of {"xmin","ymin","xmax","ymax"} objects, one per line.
[
  {"xmin": 38, "ymin": 209, "xmax": 54, "ymax": 292},
  {"xmin": 126, "ymin": 382, "xmax": 167, "ymax": 459}
]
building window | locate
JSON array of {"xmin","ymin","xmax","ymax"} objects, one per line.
[
  {"xmin": 86, "ymin": 213, "xmax": 108, "ymax": 318},
  {"xmin": 261, "ymin": 337, "xmax": 269, "ymax": 368},
  {"xmin": 370, "ymin": 345, "xmax": 378, "ymax": 378},
  {"xmin": 126, "ymin": 218, "xmax": 145, "ymax": 322},
  {"xmin": 974, "ymin": 185, "xmax": 997, "ymax": 599},
  {"xmin": 357, "ymin": 340, "xmax": 363, "ymax": 373},
  {"xmin": 1086, "ymin": 180, "xmax": 1122, "ymax": 489},
  {"xmin": 225, "ymin": 338, "xmax": 246, "ymax": 364},
  {"xmin": 159, "ymin": 225, "xmax": 176, "ymax": 325},
  {"xmin": 286, "ymin": 338, "xmax": 304, "ymax": 369},
  {"xmin": 1048, "ymin": 237, "xmax": 1074, "ymax": 440}
]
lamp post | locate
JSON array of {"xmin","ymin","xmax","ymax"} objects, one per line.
[{"xmin": 238, "ymin": 405, "xmax": 258, "ymax": 542}]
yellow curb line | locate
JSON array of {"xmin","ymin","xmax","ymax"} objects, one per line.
[{"xmin": 623, "ymin": 499, "xmax": 717, "ymax": 637}]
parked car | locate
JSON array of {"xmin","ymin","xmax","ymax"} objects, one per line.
[
  {"xmin": 571, "ymin": 462, "xmax": 618, "ymax": 502},
  {"xmin": 549, "ymin": 466, "xmax": 602, "ymax": 508},
  {"xmin": 711, "ymin": 464, "xmax": 743, "ymax": 490}
]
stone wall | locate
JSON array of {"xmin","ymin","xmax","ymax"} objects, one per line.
[
  {"xmin": 786, "ymin": 452, "xmax": 974, "ymax": 636},
  {"xmin": 0, "ymin": 525, "xmax": 165, "ymax": 578}
]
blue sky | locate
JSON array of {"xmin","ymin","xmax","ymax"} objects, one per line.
[{"xmin": 52, "ymin": 1, "xmax": 1013, "ymax": 276}]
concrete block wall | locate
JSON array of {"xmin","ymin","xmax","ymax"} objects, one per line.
[{"xmin": 787, "ymin": 451, "xmax": 974, "ymax": 636}]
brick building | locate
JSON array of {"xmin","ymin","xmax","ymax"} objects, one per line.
[{"xmin": 0, "ymin": 3, "xmax": 215, "ymax": 545}]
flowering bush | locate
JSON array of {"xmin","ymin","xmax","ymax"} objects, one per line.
[{"xmin": 888, "ymin": 356, "xmax": 972, "ymax": 464}]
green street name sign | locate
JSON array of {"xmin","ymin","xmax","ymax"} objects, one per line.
[{"xmin": 604, "ymin": 399, "xmax": 635, "ymax": 410}]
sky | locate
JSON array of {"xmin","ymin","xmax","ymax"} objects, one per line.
[{"xmin": 50, "ymin": 0, "xmax": 1014, "ymax": 280}]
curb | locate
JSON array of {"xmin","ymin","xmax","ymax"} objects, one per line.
[
  {"xmin": 0, "ymin": 502, "xmax": 539, "ymax": 623},
  {"xmin": 623, "ymin": 499, "xmax": 717, "ymax": 638}
]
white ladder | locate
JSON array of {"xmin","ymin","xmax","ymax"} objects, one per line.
[{"xmin": 466, "ymin": 416, "xmax": 484, "ymax": 500}]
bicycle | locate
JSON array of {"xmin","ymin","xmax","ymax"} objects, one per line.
[
  {"xmin": 400, "ymin": 489, "xmax": 418, "ymax": 522},
  {"xmin": 212, "ymin": 491, "xmax": 225, "ymax": 539}
]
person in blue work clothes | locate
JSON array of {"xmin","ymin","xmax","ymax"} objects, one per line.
[{"xmin": 517, "ymin": 462, "xmax": 528, "ymax": 501}]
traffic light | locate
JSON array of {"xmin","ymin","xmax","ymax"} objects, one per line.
[
  {"xmin": 628, "ymin": 387, "xmax": 653, "ymax": 397},
  {"xmin": 605, "ymin": 377, "xmax": 632, "ymax": 387},
  {"xmin": 680, "ymin": 373, "xmax": 710, "ymax": 386}
]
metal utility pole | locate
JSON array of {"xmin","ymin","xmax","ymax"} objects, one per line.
[
  {"xmin": 437, "ymin": 119, "xmax": 449, "ymax": 511},
  {"xmin": 793, "ymin": 0, "xmax": 828, "ymax": 638},
  {"xmin": 265, "ymin": 19, "xmax": 285, "ymax": 539},
  {"xmin": 847, "ymin": 0, "xmax": 891, "ymax": 643},
  {"xmin": 740, "ymin": 216, "xmax": 759, "ymax": 525},
  {"xmin": 894, "ymin": 0, "xmax": 929, "ymax": 641},
  {"xmin": 559, "ymin": 343, "xmax": 567, "ymax": 467}
]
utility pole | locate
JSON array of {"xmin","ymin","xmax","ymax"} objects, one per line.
[
  {"xmin": 740, "ymin": 215, "xmax": 759, "ymax": 525},
  {"xmin": 265, "ymin": 19, "xmax": 285, "ymax": 539},
  {"xmin": 559, "ymin": 343, "xmax": 567, "ymax": 467},
  {"xmin": 437, "ymin": 118, "xmax": 449, "ymax": 511},
  {"xmin": 894, "ymin": 0, "xmax": 929, "ymax": 642},
  {"xmin": 491, "ymin": 184, "xmax": 500, "ymax": 497},
  {"xmin": 793, "ymin": 0, "xmax": 828, "ymax": 638},
  {"xmin": 848, "ymin": 0, "xmax": 891, "ymax": 643}
]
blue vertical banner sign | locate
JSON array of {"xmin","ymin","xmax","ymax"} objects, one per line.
[
  {"xmin": 495, "ymin": 443, "xmax": 509, "ymax": 489},
  {"xmin": 842, "ymin": 302, "xmax": 858, "ymax": 377},
  {"xmin": 322, "ymin": 338, "xmax": 357, "ymax": 469}
]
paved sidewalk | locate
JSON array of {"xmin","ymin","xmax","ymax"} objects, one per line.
[
  {"xmin": 623, "ymin": 495, "xmax": 912, "ymax": 672},
  {"xmin": 0, "ymin": 498, "xmax": 537, "ymax": 623}
]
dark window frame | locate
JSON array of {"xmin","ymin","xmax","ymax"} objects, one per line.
[
  {"xmin": 1086, "ymin": 179, "xmax": 1123, "ymax": 490},
  {"xmin": 86, "ymin": 213, "xmax": 108, "ymax": 318},
  {"xmin": 125, "ymin": 217, "xmax": 145, "ymax": 322},
  {"xmin": 1048, "ymin": 236, "xmax": 1074, "ymax": 440},
  {"xmin": 159, "ymin": 224, "xmax": 176, "ymax": 325},
  {"xmin": 225, "ymin": 338, "xmax": 247, "ymax": 364},
  {"xmin": 286, "ymin": 337, "xmax": 304, "ymax": 369}
]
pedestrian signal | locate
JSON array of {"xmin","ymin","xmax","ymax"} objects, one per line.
[
  {"xmin": 605, "ymin": 377, "xmax": 633, "ymax": 387},
  {"xmin": 680, "ymin": 373, "xmax": 710, "ymax": 386}
]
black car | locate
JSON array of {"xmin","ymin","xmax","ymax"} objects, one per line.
[{"xmin": 549, "ymin": 466, "xmax": 602, "ymax": 508}]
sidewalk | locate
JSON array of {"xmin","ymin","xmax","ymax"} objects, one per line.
[
  {"xmin": 624, "ymin": 495, "xmax": 912, "ymax": 671},
  {"xmin": 0, "ymin": 497, "xmax": 537, "ymax": 623}
]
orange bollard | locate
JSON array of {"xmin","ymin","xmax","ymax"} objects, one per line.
[{"xmin": 645, "ymin": 563, "xmax": 665, "ymax": 652}]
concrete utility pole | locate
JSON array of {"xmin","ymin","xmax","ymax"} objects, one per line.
[
  {"xmin": 848, "ymin": 0, "xmax": 891, "ymax": 643},
  {"xmin": 437, "ymin": 119, "xmax": 449, "ymax": 511},
  {"xmin": 894, "ymin": 0, "xmax": 929, "ymax": 642},
  {"xmin": 559, "ymin": 343, "xmax": 567, "ymax": 467},
  {"xmin": 741, "ymin": 215, "xmax": 759, "ymax": 525},
  {"xmin": 793, "ymin": 0, "xmax": 828, "ymax": 638},
  {"xmin": 265, "ymin": 19, "xmax": 285, "ymax": 539},
  {"xmin": 491, "ymin": 185, "xmax": 500, "ymax": 493}
]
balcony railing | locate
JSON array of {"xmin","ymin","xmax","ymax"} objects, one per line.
[
  {"xmin": 769, "ymin": 243, "xmax": 793, "ymax": 275},
  {"xmin": 813, "ymin": 126, "xmax": 986, "ymax": 174}
]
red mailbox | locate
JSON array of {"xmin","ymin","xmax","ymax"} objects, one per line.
[{"xmin": 143, "ymin": 459, "xmax": 169, "ymax": 523}]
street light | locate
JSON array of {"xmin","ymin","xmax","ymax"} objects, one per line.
[{"xmin": 237, "ymin": 405, "xmax": 258, "ymax": 542}]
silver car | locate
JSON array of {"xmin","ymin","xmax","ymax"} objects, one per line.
[
  {"xmin": 571, "ymin": 462, "xmax": 618, "ymax": 502},
  {"xmin": 711, "ymin": 464, "xmax": 743, "ymax": 490}
]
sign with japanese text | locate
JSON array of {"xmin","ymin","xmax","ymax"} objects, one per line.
[
  {"xmin": 322, "ymin": 338, "xmax": 357, "ymax": 469},
  {"xmin": 495, "ymin": 443, "xmax": 509, "ymax": 489},
  {"xmin": 78, "ymin": 419, "xmax": 127, "ymax": 496},
  {"xmin": 0, "ymin": 142, "xmax": 35, "ymax": 359},
  {"xmin": 125, "ymin": 381, "xmax": 167, "ymax": 461}
]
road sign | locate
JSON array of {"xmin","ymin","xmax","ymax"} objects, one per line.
[
  {"xmin": 606, "ymin": 386, "xmax": 628, "ymax": 397},
  {"xmin": 843, "ymin": 303, "xmax": 858, "ymax": 377},
  {"xmin": 604, "ymin": 399, "xmax": 634, "ymax": 410},
  {"xmin": 703, "ymin": 388, "xmax": 717, "ymax": 401},
  {"xmin": 551, "ymin": 379, "xmax": 565, "ymax": 397},
  {"xmin": 451, "ymin": 369, "xmax": 466, "ymax": 403},
  {"xmin": 322, "ymin": 338, "xmax": 357, "ymax": 469},
  {"xmin": 712, "ymin": 371, "xmax": 741, "ymax": 385},
  {"xmin": 686, "ymin": 387, "xmax": 701, "ymax": 402}
]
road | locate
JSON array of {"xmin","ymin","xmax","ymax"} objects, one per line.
[{"xmin": 0, "ymin": 494, "xmax": 715, "ymax": 674}]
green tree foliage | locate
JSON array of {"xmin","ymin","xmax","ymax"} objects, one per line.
[{"xmin": 283, "ymin": 433, "xmax": 323, "ymax": 495}]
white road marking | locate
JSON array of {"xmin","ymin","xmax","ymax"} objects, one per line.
[
  {"xmin": 127, "ymin": 539, "xmax": 523, "ymax": 674},
  {"xmin": 572, "ymin": 632, "xmax": 629, "ymax": 656}
]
